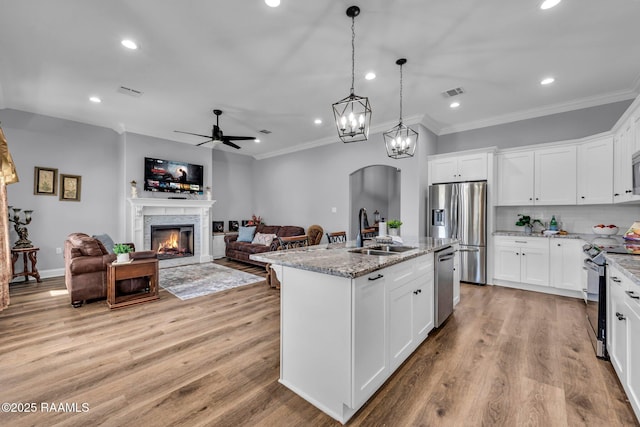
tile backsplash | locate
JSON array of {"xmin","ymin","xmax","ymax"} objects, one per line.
[{"xmin": 496, "ymin": 205, "xmax": 640, "ymax": 235}]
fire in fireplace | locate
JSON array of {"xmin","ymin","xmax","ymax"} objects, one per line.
[{"xmin": 151, "ymin": 225, "xmax": 194, "ymax": 260}]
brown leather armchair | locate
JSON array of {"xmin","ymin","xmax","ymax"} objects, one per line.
[{"xmin": 64, "ymin": 233, "xmax": 155, "ymax": 307}]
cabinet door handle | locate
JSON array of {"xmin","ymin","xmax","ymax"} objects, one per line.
[
  {"xmin": 413, "ymin": 289, "xmax": 422, "ymax": 295},
  {"xmin": 557, "ymin": 243, "xmax": 561, "ymax": 247},
  {"xmin": 614, "ymin": 193, "xmax": 620, "ymax": 197},
  {"xmin": 522, "ymin": 253, "xmax": 526, "ymax": 256},
  {"xmin": 515, "ymin": 252, "xmax": 520, "ymax": 256},
  {"xmin": 581, "ymin": 196, "xmax": 585, "ymax": 199},
  {"xmin": 626, "ymin": 290, "xmax": 640, "ymax": 300},
  {"xmin": 368, "ymin": 274, "xmax": 384, "ymax": 281},
  {"xmin": 616, "ymin": 312, "xmax": 626, "ymax": 321},
  {"xmin": 611, "ymin": 277, "xmax": 621, "ymax": 283},
  {"xmin": 529, "ymin": 198, "xmax": 533, "ymax": 201}
]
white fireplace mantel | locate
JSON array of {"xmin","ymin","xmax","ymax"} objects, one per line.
[{"xmin": 128, "ymin": 198, "xmax": 216, "ymax": 264}]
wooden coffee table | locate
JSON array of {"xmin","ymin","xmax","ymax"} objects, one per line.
[{"xmin": 106, "ymin": 258, "xmax": 159, "ymax": 309}]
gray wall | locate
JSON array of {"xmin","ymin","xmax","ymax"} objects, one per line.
[
  {"xmin": 252, "ymin": 124, "xmax": 437, "ymax": 242},
  {"xmin": 2, "ymin": 109, "xmax": 121, "ymax": 272},
  {"xmin": 350, "ymin": 165, "xmax": 401, "ymax": 240},
  {"xmin": 437, "ymin": 99, "xmax": 633, "ymax": 153},
  {"xmin": 211, "ymin": 150, "xmax": 256, "ymax": 231}
]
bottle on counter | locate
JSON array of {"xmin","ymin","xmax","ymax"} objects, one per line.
[{"xmin": 549, "ymin": 215, "xmax": 558, "ymax": 231}]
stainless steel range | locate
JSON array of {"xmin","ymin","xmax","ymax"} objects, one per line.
[{"xmin": 582, "ymin": 236, "xmax": 635, "ymax": 359}]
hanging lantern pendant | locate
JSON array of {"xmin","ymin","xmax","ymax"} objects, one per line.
[
  {"xmin": 384, "ymin": 58, "xmax": 418, "ymax": 159},
  {"xmin": 332, "ymin": 6, "xmax": 372, "ymax": 143}
]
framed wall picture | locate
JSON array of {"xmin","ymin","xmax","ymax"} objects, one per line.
[
  {"xmin": 228, "ymin": 220, "xmax": 239, "ymax": 232},
  {"xmin": 212, "ymin": 221, "xmax": 224, "ymax": 233},
  {"xmin": 60, "ymin": 174, "xmax": 81, "ymax": 201},
  {"xmin": 34, "ymin": 166, "xmax": 58, "ymax": 195}
]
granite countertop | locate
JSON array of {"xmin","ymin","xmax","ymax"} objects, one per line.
[
  {"xmin": 493, "ymin": 230, "xmax": 590, "ymax": 239},
  {"xmin": 604, "ymin": 253, "xmax": 640, "ymax": 287},
  {"xmin": 250, "ymin": 237, "xmax": 457, "ymax": 279}
]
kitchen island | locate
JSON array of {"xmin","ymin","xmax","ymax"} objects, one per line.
[{"xmin": 251, "ymin": 238, "xmax": 457, "ymax": 424}]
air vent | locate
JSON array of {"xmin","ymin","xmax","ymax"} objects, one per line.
[
  {"xmin": 259, "ymin": 129, "xmax": 272, "ymax": 134},
  {"xmin": 117, "ymin": 86, "xmax": 144, "ymax": 97},
  {"xmin": 441, "ymin": 87, "xmax": 465, "ymax": 98}
]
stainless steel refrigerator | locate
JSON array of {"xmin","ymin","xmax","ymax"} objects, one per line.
[{"xmin": 428, "ymin": 181, "xmax": 486, "ymax": 285}]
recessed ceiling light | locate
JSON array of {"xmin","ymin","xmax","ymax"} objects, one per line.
[
  {"xmin": 540, "ymin": 77, "xmax": 555, "ymax": 85},
  {"xmin": 265, "ymin": 0, "xmax": 280, "ymax": 7},
  {"xmin": 365, "ymin": 72, "xmax": 376, "ymax": 80},
  {"xmin": 314, "ymin": 119, "xmax": 322, "ymax": 125},
  {"xmin": 450, "ymin": 101, "xmax": 460, "ymax": 109},
  {"xmin": 540, "ymin": 0, "xmax": 561, "ymax": 10},
  {"xmin": 254, "ymin": 139, "xmax": 261, "ymax": 143},
  {"xmin": 89, "ymin": 96, "xmax": 102, "ymax": 103},
  {"xmin": 121, "ymin": 39, "xmax": 138, "ymax": 50}
]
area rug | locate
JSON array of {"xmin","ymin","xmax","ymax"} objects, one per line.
[{"xmin": 159, "ymin": 263, "xmax": 264, "ymax": 301}]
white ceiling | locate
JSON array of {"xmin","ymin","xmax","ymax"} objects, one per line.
[{"xmin": 1, "ymin": 0, "xmax": 639, "ymax": 159}]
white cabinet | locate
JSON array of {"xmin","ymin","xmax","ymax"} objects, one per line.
[
  {"xmin": 549, "ymin": 239, "xmax": 583, "ymax": 291},
  {"xmin": 613, "ymin": 120, "xmax": 640, "ymax": 203},
  {"xmin": 387, "ymin": 255, "xmax": 434, "ymax": 371},
  {"xmin": 494, "ymin": 236, "xmax": 549, "ymax": 286},
  {"xmin": 212, "ymin": 233, "xmax": 226, "ymax": 259},
  {"xmin": 607, "ymin": 264, "xmax": 640, "ymax": 421},
  {"xmin": 496, "ymin": 146, "xmax": 577, "ymax": 206},
  {"xmin": 496, "ymin": 151, "xmax": 534, "ymax": 205},
  {"xmin": 534, "ymin": 145, "xmax": 577, "ymax": 205},
  {"xmin": 577, "ymin": 137, "xmax": 613, "ymax": 204},
  {"xmin": 353, "ymin": 271, "xmax": 388, "ymax": 408},
  {"xmin": 429, "ymin": 152, "xmax": 487, "ymax": 183},
  {"xmin": 279, "ymin": 252, "xmax": 436, "ymax": 423}
]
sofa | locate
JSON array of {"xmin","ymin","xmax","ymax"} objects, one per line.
[
  {"xmin": 64, "ymin": 233, "xmax": 156, "ymax": 307},
  {"xmin": 224, "ymin": 224, "xmax": 305, "ymax": 267}
]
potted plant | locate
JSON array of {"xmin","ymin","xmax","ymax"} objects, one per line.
[
  {"xmin": 113, "ymin": 243, "xmax": 133, "ymax": 263},
  {"xmin": 387, "ymin": 219, "xmax": 403, "ymax": 236},
  {"xmin": 515, "ymin": 214, "xmax": 543, "ymax": 234}
]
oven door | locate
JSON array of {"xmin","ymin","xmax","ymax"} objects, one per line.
[
  {"xmin": 583, "ymin": 257, "xmax": 608, "ymax": 359},
  {"xmin": 583, "ymin": 258, "xmax": 602, "ymax": 302}
]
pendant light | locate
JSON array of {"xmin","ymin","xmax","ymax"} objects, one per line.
[
  {"xmin": 384, "ymin": 58, "xmax": 418, "ymax": 159},
  {"xmin": 332, "ymin": 6, "xmax": 372, "ymax": 143}
]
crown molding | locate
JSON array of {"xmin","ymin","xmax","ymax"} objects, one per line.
[
  {"xmin": 438, "ymin": 89, "xmax": 638, "ymax": 135},
  {"xmin": 253, "ymin": 114, "xmax": 427, "ymax": 160}
]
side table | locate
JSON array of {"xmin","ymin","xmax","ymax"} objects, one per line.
[
  {"xmin": 11, "ymin": 247, "xmax": 42, "ymax": 283},
  {"xmin": 106, "ymin": 258, "xmax": 159, "ymax": 309}
]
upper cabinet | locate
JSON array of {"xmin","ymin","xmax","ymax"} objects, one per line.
[
  {"xmin": 534, "ymin": 145, "xmax": 577, "ymax": 205},
  {"xmin": 613, "ymin": 117, "xmax": 640, "ymax": 203},
  {"xmin": 496, "ymin": 151, "xmax": 534, "ymax": 205},
  {"xmin": 577, "ymin": 136, "xmax": 614, "ymax": 204},
  {"xmin": 429, "ymin": 152, "xmax": 488, "ymax": 184},
  {"xmin": 496, "ymin": 146, "xmax": 576, "ymax": 206}
]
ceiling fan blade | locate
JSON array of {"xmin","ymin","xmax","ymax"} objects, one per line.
[
  {"xmin": 222, "ymin": 140, "xmax": 241, "ymax": 149},
  {"xmin": 196, "ymin": 139, "xmax": 214, "ymax": 146},
  {"xmin": 224, "ymin": 135, "xmax": 256, "ymax": 141},
  {"xmin": 174, "ymin": 130, "xmax": 213, "ymax": 139}
]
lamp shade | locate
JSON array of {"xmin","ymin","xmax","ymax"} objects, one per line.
[{"xmin": 0, "ymin": 127, "xmax": 19, "ymax": 184}]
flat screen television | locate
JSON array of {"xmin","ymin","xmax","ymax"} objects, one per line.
[{"xmin": 144, "ymin": 157, "xmax": 204, "ymax": 195}]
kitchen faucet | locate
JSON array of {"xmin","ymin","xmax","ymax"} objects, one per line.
[{"xmin": 357, "ymin": 207, "xmax": 368, "ymax": 248}]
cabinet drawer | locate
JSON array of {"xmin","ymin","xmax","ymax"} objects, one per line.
[{"xmin": 494, "ymin": 236, "xmax": 549, "ymax": 249}]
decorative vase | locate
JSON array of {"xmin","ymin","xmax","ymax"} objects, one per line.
[
  {"xmin": 524, "ymin": 225, "xmax": 533, "ymax": 235},
  {"xmin": 116, "ymin": 253, "xmax": 130, "ymax": 263},
  {"xmin": 389, "ymin": 227, "xmax": 400, "ymax": 237}
]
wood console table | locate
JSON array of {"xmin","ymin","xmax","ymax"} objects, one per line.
[
  {"xmin": 11, "ymin": 247, "xmax": 42, "ymax": 283},
  {"xmin": 106, "ymin": 258, "xmax": 159, "ymax": 309}
]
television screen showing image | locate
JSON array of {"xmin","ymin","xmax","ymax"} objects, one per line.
[{"xmin": 144, "ymin": 157, "xmax": 204, "ymax": 194}]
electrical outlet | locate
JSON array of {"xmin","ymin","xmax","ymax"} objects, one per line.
[{"xmin": 56, "ymin": 247, "xmax": 62, "ymax": 254}]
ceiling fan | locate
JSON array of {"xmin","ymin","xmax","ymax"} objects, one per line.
[{"xmin": 174, "ymin": 109, "xmax": 255, "ymax": 149}]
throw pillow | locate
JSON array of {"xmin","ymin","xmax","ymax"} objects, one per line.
[
  {"xmin": 93, "ymin": 234, "xmax": 116, "ymax": 254},
  {"xmin": 251, "ymin": 232, "xmax": 277, "ymax": 246},
  {"xmin": 237, "ymin": 226, "xmax": 257, "ymax": 243}
]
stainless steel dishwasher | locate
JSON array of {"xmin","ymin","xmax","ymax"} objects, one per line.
[{"xmin": 435, "ymin": 246, "xmax": 455, "ymax": 328}]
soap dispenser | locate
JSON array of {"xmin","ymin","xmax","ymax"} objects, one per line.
[{"xmin": 549, "ymin": 215, "xmax": 558, "ymax": 231}]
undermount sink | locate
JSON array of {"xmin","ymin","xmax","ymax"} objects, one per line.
[{"xmin": 349, "ymin": 245, "xmax": 417, "ymax": 256}]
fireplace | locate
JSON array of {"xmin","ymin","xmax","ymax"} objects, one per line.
[{"xmin": 151, "ymin": 225, "xmax": 194, "ymax": 260}]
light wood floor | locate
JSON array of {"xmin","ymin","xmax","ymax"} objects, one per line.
[{"xmin": 1, "ymin": 259, "xmax": 637, "ymax": 426}]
